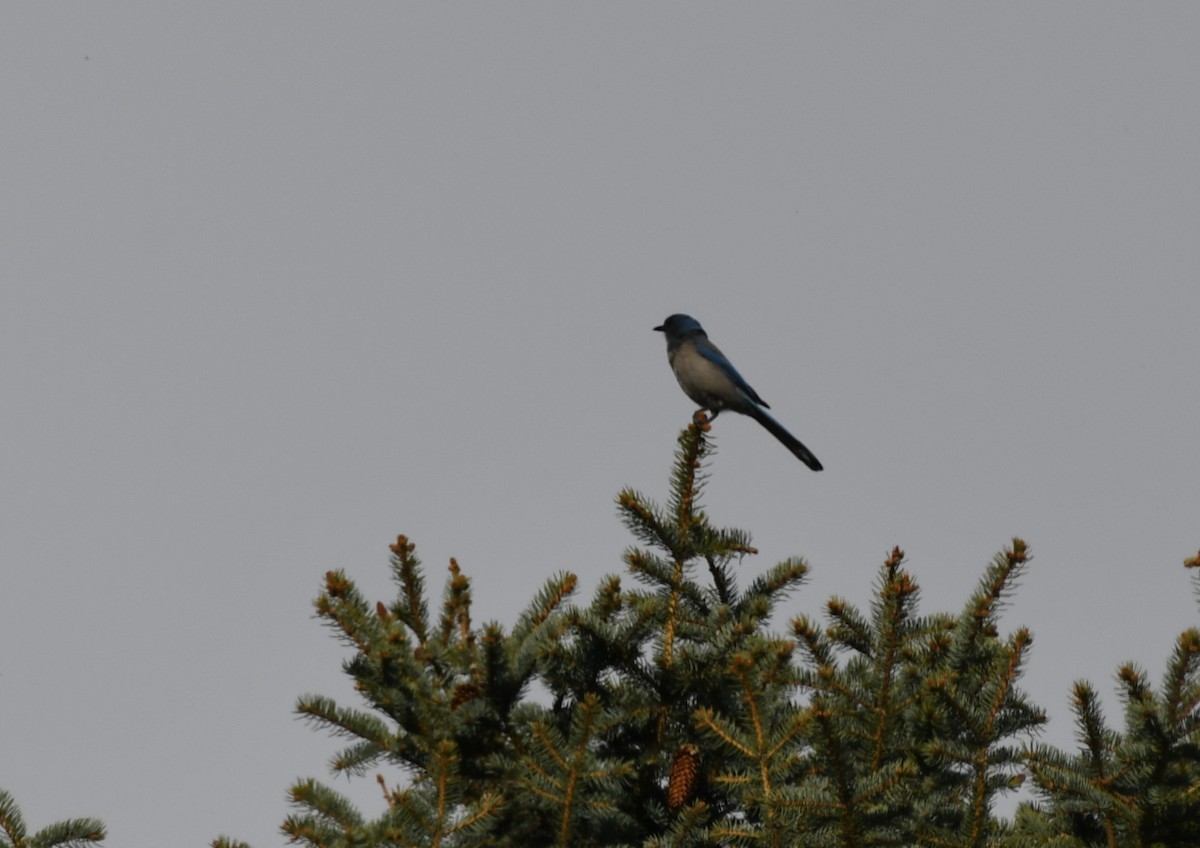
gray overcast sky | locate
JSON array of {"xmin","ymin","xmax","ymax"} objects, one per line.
[{"xmin": 3, "ymin": 5, "xmax": 1198, "ymax": 846}]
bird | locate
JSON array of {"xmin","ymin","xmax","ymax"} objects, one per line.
[{"xmin": 654, "ymin": 314, "xmax": 822, "ymax": 471}]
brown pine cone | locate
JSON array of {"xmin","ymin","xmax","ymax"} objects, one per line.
[{"xmin": 667, "ymin": 744, "xmax": 701, "ymax": 810}]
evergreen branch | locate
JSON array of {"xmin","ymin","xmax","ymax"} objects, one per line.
[
  {"xmin": 616, "ymin": 489, "xmax": 679, "ymax": 553},
  {"xmin": 1186, "ymin": 549, "xmax": 1200, "ymax": 611},
  {"xmin": 461, "ymin": 618, "xmax": 541, "ymax": 732},
  {"xmin": 314, "ymin": 570, "xmax": 378, "ymax": 654},
  {"xmin": 644, "ymin": 801, "xmax": 710, "ymax": 848},
  {"xmin": 210, "ymin": 838, "xmax": 253, "ymax": 848},
  {"xmin": 516, "ymin": 694, "xmax": 634, "ymax": 845},
  {"xmin": 1116, "ymin": 662, "xmax": 1153, "ymax": 715},
  {"xmin": 825, "ymin": 596, "xmax": 873, "ymax": 655},
  {"xmin": 868, "ymin": 550, "xmax": 919, "ymax": 771},
  {"xmin": 808, "ymin": 662, "xmax": 877, "ymax": 715},
  {"xmin": 739, "ymin": 559, "xmax": 809, "ymax": 620},
  {"xmin": 693, "ymin": 524, "xmax": 758, "ymax": 607},
  {"xmin": 733, "ymin": 655, "xmax": 770, "ymax": 765},
  {"xmin": 591, "ymin": 574, "xmax": 623, "ymax": 620},
  {"xmin": 667, "ymin": 422, "xmax": 710, "ymax": 542},
  {"xmin": 704, "ymin": 553, "xmax": 737, "ymax": 607},
  {"xmin": 804, "ymin": 696, "xmax": 863, "ymax": 845},
  {"xmin": 625, "ymin": 553, "xmax": 716, "ymax": 634},
  {"xmin": 287, "ymin": 779, "xmax": 365, "ymax": 828},
  {"xmin": 295, "ymin": 695, "xmax": 391, "ymax": 746},
  {"xmin": 1071, "ymin": 682, "xmax": 1116, "ymax": 779},
  {"xmin": 437, "ymin": 558, "xmax": 473, "ymax": 648},
  {"xmin": 377, "ymin": 739, "xmax": 504, "ymax": 845},
  {"xmin": 663, "ymin": 569, "xmax": 685, "ymax": 670},
  {"xmin": 694, "ymin": 707, "xmax": 754, "ymax": 759},
  {"xmin": 0, "ymin": 791, "xmax": 105, "ymax": 848},
  {"xmin": 542, "ymin": 601, "xmax": 644, "ymax": 707},
  {"xmin": 950, "ymin": 540, "xmax": 1029, "ymax": 674},
  {"xmin": 0, "ymin": 790, "xmax": 27, "ymax": 847},
  {"xmin": 27, "ymin": 819, "xmax": 107, "ymax": 848},
  {"xmin": 509, "ymin": 572, "xmax": 577, "ymax": 646},
  {"xmin": 791, "ymin": 614, "xmax": 836, "ymax": 672},
  {"xmin": 1162, "ymin": 627, "xmax": 1200, "ymax": 726},
  {"xmin": 755, "ymin": 639, "xmax": 803, "ymax": 694},
  {"xmin": 695, "ymin": 642, "xmax": 811, "ymax": 847},
  {"xmin": 330, "ymin": 741, "xmax": 387, "ymax": 778},
  {"xmin": 694, "ymin": 524, "xmax": 756, "ymax": 561},
  {"xmin": 623, "ymin": 548, "xmax": 673, "ymax": 586},
  {"xmin": 853, "ymin": 758, "xmax": 919, "ymax": 807},
  {"xmin": 281, "ymin": 779, "xmax": 366, "ymax": 847},
  {"xmin": 981, "ymin": 628, "xmax": 1034, "ymax": 736},
  {"xmin": 277, "ymin": 817, "xmax": 339, "ymax": 848},
  {"xmin": 388, "ymin": 534, "xmax": 429, "ymax": 644}
]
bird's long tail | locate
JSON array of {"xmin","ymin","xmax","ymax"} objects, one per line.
[{"xmin": 747, "ymin": 405, "xmax": 823, "ymax": 471}]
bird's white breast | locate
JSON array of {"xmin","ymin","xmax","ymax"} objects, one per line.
[{"xmin": 671, "ymin": 342, "xmax": 741, "ymax": 409}]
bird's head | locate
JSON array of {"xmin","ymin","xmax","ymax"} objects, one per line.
[{"xmin": 654, "ymin": 314, "xmax": 706, "ymax": 340}]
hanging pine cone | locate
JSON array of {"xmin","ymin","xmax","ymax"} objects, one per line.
[
  {"xmin": 450, "ymin": 681, "xmax": 482, "ymax": 710},
  {"xmin": 667, "ymin": 743, "xmax": 701, "ymax": 810}
]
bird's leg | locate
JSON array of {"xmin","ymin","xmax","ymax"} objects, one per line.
[{"xmin": 692, "ymin": 408, "xmax": 718, "ymax": 429}]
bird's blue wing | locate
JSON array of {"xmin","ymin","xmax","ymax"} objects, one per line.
[{"xmin": 692, "ymin": 336, "xmax": 769, "ymax": 408}]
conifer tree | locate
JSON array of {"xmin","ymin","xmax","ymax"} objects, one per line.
[
  {"xmin": 785, "ymin": 541, "xmax": 1044, "ymax": 847},
  {"xmin": 1005, "ymin": 551, "xmax": 1200, "ymax": 847},
  {"xmin": 211, "ymin": 423, "xmax": 1196, "ymax": 848},
  {"xmin": 210, "ymin": 422, "xmax": 812, "ymax": 846}
]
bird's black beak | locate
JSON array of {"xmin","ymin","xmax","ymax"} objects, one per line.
[{"xmin": 653, "ymin": 324, "xmax": 664, "ymax": 332}]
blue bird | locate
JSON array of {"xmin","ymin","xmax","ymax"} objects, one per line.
[{"xmin": 654, "ymin": 314, "xmax": 822, "ymax": 471}]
